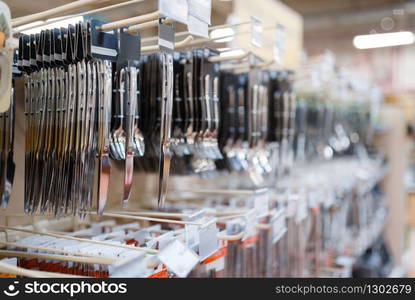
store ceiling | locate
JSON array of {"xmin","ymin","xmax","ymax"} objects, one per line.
[
  {"xmin": 280, "ymin": 0, "xmax": 415, "ymax": 35},
  {"xmin": 280, "ymin": 0, "xmax": 412, "ymax": 17}
]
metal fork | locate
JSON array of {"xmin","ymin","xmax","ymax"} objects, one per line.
[
  {"xmin": 110, "ymin": 69, "xmax": 127, "ymax": 161},
  {"xmin": 158, "ymin": 52, "xmax": 174, "ymax": 208}
]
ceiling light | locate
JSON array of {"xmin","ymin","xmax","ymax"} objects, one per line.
[{"xmin": 353, "ymin": 31, "xmax": 414, "ymax": 49}]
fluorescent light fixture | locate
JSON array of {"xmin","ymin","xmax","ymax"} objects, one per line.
[
  {"xmin": 17, "ymin": 16, "xmax": 84, "ymax": 35},
  {"xmin": 219, "ymin": 49, "xmax": 245, "ymax": 57},
  {"xmin": 353, "ymin": 31, "xmax": 414, "ymax": 49},
  {"xmin": 210, "ymin": 28, "xmax": 235, "ymax": 43}
]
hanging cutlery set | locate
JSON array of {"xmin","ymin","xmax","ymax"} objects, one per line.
[
  {"xmin": 8, "ymin": 18, "xmax": 377, "ymax": 218},
  {"xmin": 11, "ymin": 19, "xmax": 297, "ymax": 216},
  {"xmin": 18, "ymin": 21, "xmax": 117, "ymax": 216}
]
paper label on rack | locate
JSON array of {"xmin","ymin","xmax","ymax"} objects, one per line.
[
  {"xmin": 271, "ymin": 208, "xmax": 287, "ymax": 244},
  {"xmin": 187, "ymin": 14, "xmax": 209, "ymax": 38},
  {"xmin": 286, "ymin": 193, "xmax": 296, "ymax": 218},
  {"xmin": 188, "ymin": 0, "xmax": 212, "ymax": 24},
  {"xmin": 198, "ymin": 219, "xmax": 219, "ymax": 261},
  {"xmin": 159, "ymin": 38, "xmax": 174, "ymax": 50},
  {"xmin": 250, "ymin": 16, "xmax": 263, "ymax": 48},
  {"xmin": 273, "ymin": 23, "xmax": 286, "ymax": 65},
  {"xmin": 158, "ymin": 23, "xmax": 175, "ymax": 53},
  {"xmin": 158, "ymin": 240, "xmax": 199, "ymax": 278},
  {"xmin": 157, "ymin": 231, "xmax": 175, "ymax": 251},
  {"xmin": 159, "ymin": 0, "xmax": 189, "ymax": 24},
  {"xmin": 129, "ymin": 229, "xmax": 150, "ymax": 245},
  {"xmin": 109, "ymin": 252, "xmax": 147, "ymax": 278},
  {"xmin": 254, "ymin": 189, "xmax": 270, "ymax": 218},
  {"xmin": 296, "ymin": 195, "xmax": 308, "ymax": 223},
  {"xmin": 242, "ymin": 209, "xmax": 258, "ymax": 240},
  {"xmin": 91, "ymin": 45, "xmax": 117, "ymax": 58},
  {"xmin": 185, "ymin": 210, "xmax": 205, "ymax": 248},
  {"xmin": 185, "ymin": 224, "xmax": 199, "ymax": 248}
]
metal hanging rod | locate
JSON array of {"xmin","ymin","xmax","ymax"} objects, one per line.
[
  {"xmin": 13, "ymin": 0, "xmax": 146, "ymax": 33},
  {"xmin": 12, "ymin": 0, "xmax": 107, "ymax": 27},
  {"xmin": 98, "ymin": 10, "xmax": 162, "ymax": 31},
  {"xmin": 126, "ymin": 17, "xmax": 173, "ymax": 33},
  {"xmin": 91, "ymin": 211, "xmax": 202, "ymax": 226}
]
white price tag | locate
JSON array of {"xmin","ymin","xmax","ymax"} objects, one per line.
[
  {"xmin": 188, "ymin": 0, "xmax": 211, "ymax": 24},
  {"xmin": 286, "ymin": 193, "xmax": 297, "ymax": 218},
  {"xmin": 187, "ymin": 14, "xmax": 209, "ymax": 38},
  {"xmin": 109, "ymin": 252, "xmax": 147, "ymax": 278},
  {"xmin": 273, "ymin": 24, "xmax": 286, "ymax": 65},
  {"xmin": 127, "ymin": 229, "xmax": 150, "ymax": 245},
  {"xmin": 198, "ymin": 218, "xmax": 219, "ymax": 261},
  {"xmin": 157, "ymin": 231, "xmax": 175, "ymax": 251},
  {"xmin": 254, "ymin": 190, "xmax": 269, "ymax": 218},
  {"xmin": 159, "ymin": 0, "xmax": 189, "ymax": 24},
  {"xmin": 271, "ymin": 210, "xmax": 287, "ymax": 244},
  {"xmin": 185, "ymin": 210, "xmax": 205, "ymax": 248},
  {"xmin": 250, "ymin": 16, "xmax": 263, "ymax": 48},
  {"xmin": 296, "ymin": 196, "xmax": 308, "ymax": 223},
  {"xmin": 242, "ymin": 209, "xmax": 258, "ymax": 240},
  {"xmin": 158, "ymin": 240, "xmax": 199, "ymax": 278}
]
